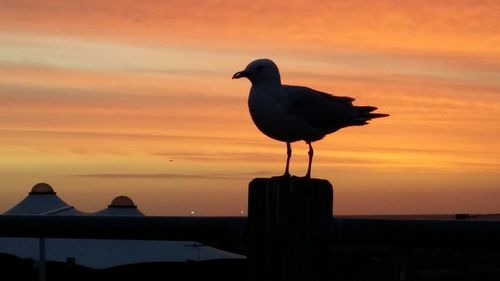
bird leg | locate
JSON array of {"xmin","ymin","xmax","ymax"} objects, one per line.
[
  {"xmin": 283, "ymin": 142, "xmax": 292, "ymax": 177},
  {"xmin": 305, "ymin": 141, "xmax": 313, "ymax": 178}
]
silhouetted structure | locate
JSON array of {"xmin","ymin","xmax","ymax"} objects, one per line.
[
  {"xmin": 4, "ymin": 183, "xmax": 84, "ymax": 215},
  {"xmin": 0, "ymin": 183, "xmax": 244, "ymax": 279},
  {"xmin": 3, "ymin": 181, "xmax": 500, "ymax": 280},
  {"xmin": 94, "ymin": 195, "xmax": 145, "ymax": 216},
  {"xmin": 248, "ymin": 176, "xmax": 333, "ymax": 281}
]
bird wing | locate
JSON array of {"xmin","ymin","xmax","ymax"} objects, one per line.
[
  {"xmin": 284, "ymin": 85, "xmax": 355, "ymax": 104},
  {"xmin": 282, "ymin": 85, "xmax": 359, "ymax": 130}
]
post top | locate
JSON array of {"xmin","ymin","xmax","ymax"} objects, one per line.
[{"xmin": 250, "ymin": 176, "xmax": 332, "ymax": 187}]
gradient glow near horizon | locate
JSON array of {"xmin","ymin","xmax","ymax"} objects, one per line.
[{"xmin": 0, "ymin": 0, "xmax": 499, "ymax": 215}]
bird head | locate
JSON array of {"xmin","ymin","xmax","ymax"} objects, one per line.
[{"xmin": 232, "ymin": 58, "xmax": 281, "ymax": 85}]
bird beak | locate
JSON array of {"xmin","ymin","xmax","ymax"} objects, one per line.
[{"xmin": 232, "ymin": 71, "xmax": 248, "ymax": 79}]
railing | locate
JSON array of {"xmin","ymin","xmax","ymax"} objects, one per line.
[
  {"xmin": 2, "ymin": 177, "xmax": 500, "ymax": 281},
  {"xmin": 2, "ymin": 215, "xmax": 500, "ymax": 249}
]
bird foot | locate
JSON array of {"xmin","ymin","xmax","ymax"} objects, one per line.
[{"xmin": 303, "ymin": 171, "xmax": 311, "ymax": 179}]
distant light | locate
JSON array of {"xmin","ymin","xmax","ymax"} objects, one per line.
[
  {"xmin": 190, "ymin": 211, "xmax": 195, "ymax": 216},
  {"xmin": 240, "ymin": 211, "xmax": 245, "ymax": 216}
]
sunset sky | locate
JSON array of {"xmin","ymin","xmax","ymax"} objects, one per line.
[{"xmin": 0, "ymin": 0, "xmax": 499, "ymax": 215}]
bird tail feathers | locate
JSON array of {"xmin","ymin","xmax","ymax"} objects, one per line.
[
  {"xmin": 350, "ymin": 106, "xmax": 389, "ymax": 126},
  {"xmin": 366, "ymin": 113, "xmax": 390, "ymax": 119},
  {"xmin": 356, "ymin": 106, "xmax": 378, "ymax": 113},
  {"xmin": 355, "ymin": 106, "xmax": 389, "ymax": 120}
]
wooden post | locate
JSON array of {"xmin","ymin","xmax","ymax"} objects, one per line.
[{"xmin": 248, "ymin": 176, "xmax": 333, "ymax": 281}]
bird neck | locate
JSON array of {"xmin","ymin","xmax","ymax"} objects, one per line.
[
  {"xmin": 250, "ymin": 82, "xmax": 282, "ymax": 98},
  {"xmin": 250, "ymin": 72, "xmax": 281, "ymax": 87}
]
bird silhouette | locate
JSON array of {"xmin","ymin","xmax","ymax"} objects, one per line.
[{"xmin": 233, "ymin": 58, "xmax": 388, "ymax": 178}]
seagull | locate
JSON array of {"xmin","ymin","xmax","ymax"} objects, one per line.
[{"xmin": 232, "ymin": 58, "xmax": 389, "ymax": 178}]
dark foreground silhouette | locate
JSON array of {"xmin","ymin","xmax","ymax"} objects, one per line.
[{"xmin": 3, "ymin": 248, "xmax": 500, "ymax": 281}]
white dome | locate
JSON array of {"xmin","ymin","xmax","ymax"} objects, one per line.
[{"xmin": 4, "ymin": 183, "xmax": 84, "ymax": 215}]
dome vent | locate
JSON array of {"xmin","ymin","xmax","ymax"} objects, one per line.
[
  {"xmin": 109, "ymin": 196, "xmax": 136, "ymax": 208},
  {"xmin": 29, "ymin": 183, "xmax": 55, "ymax": 194}
]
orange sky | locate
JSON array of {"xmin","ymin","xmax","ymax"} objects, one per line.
[{"xmin": 0, "ymin": 0, "xmax": 499, "ymax": 215}]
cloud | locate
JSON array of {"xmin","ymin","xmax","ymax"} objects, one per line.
[
  {"xmin": 69, "ymin": 172, "xmax": 245, "ymax": 180},
  {"xmin": 67, "ymin": 170, "xmax": 284, "ymax": 180},
  {"xmin": 0, "ymin": 128, "xmax": 250, "ymax": 143},
  {"xmin": 2, "ymin": 0, "xmax": 500, "ymax": 57}
]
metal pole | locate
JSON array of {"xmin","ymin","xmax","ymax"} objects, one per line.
[
  {"xmin": 38, "ymin": 237, "xmax": 46, "ymax": 281},
  {"xmin": 197, "ymin": 245, "xmax": 200, "ymax": 261}
]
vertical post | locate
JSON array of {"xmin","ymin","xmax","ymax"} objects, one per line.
[
  {"xmin": 248, "ymin": 176, "xmax": 333, "ymax": 281},
  {"xmin": 66, "ymin": 257, "xmax": 76, "ymax": 281},
  {"xmin": 38, "ymin": 238, "xmax": 46, "ymax": 281}
]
